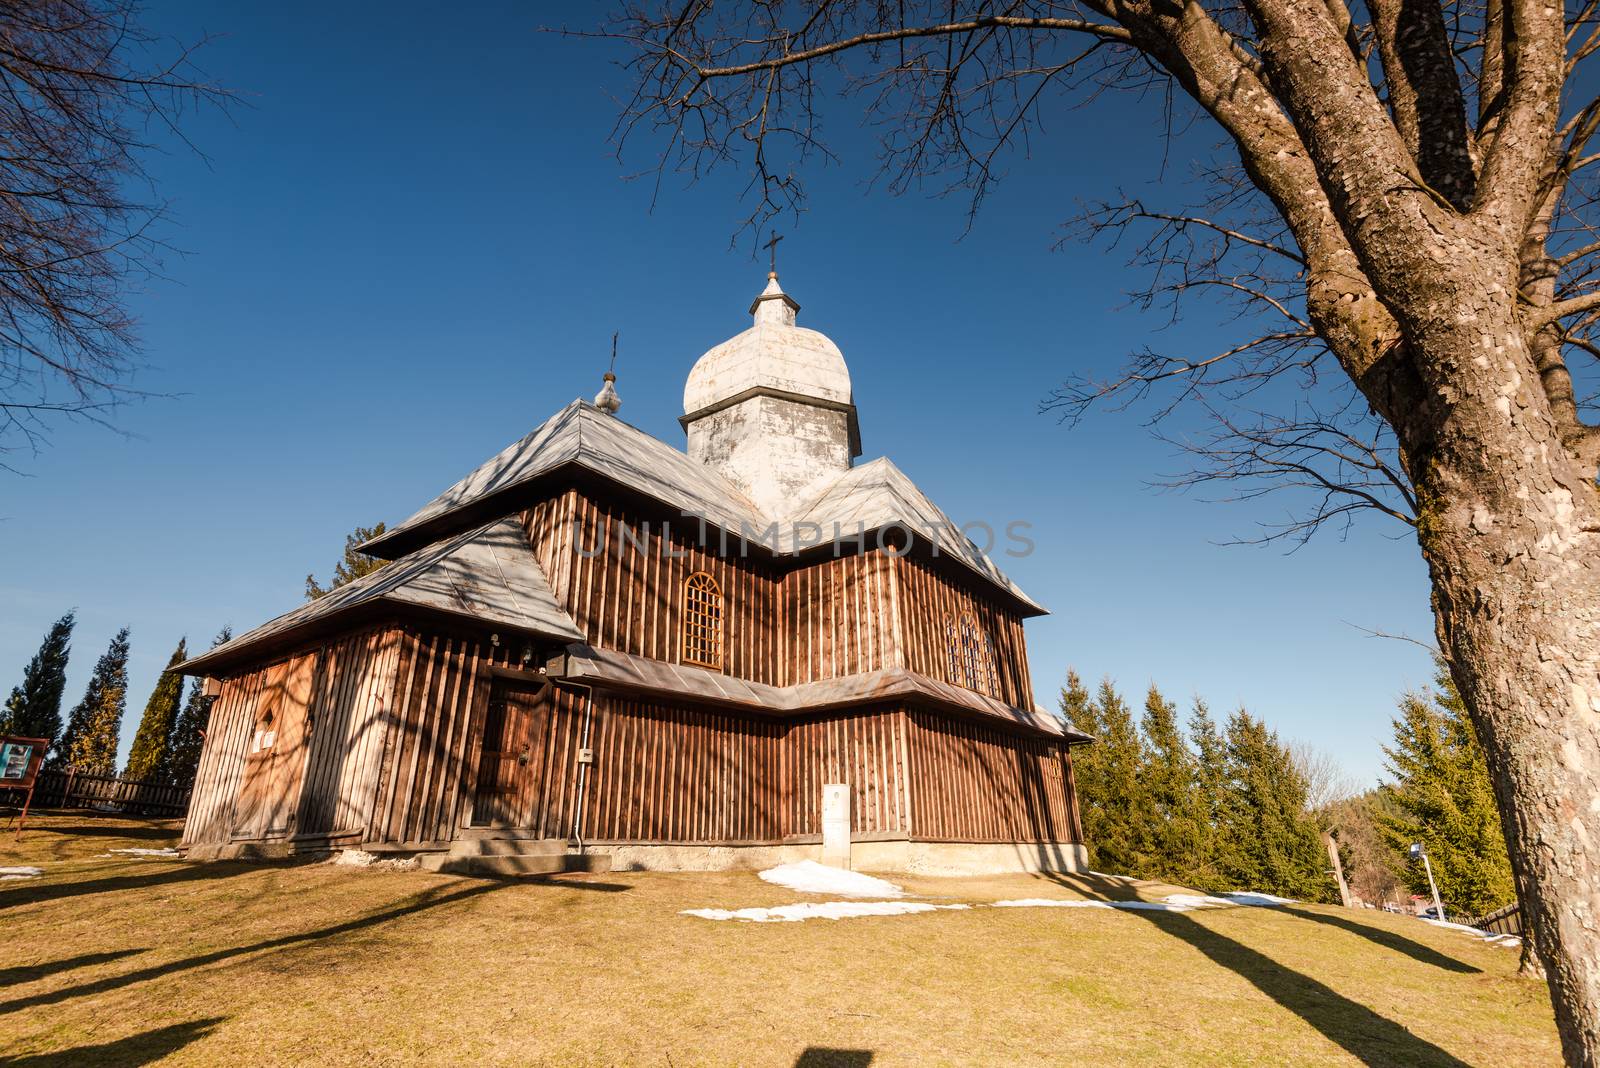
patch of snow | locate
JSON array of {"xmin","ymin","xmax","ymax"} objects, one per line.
[
  {"xmin": 995, "ymin": 897, "xmax": 1197, "ymax": 912},
  {"xmin": 684, "ymin": 901, "xmax": 968, "ymax": 923},
  {"xmin": 1223, "ymin": 891, "xmax": 1296, "ymax": 905},
  {"xmin": 0, "ymin": 865, "xmax": 43, "ymax": 880},
  {"xmin": 1087, "ymin": 870, "xmax": 1134, "ymax": 881},
  {"xmin": 1421, "ymin": 917, "xmax": 1523, "ymax": 948},
  {"xmin": 103, "ymin": 847, "xmax": 179, "ymax": 858},
  {"xmin": 757, "ymin": 861, "xmax": 905, "ymax": 898},
  {"xmin": 1163, "ymin": 894, "xmax": 1239, "ymax": 909}
]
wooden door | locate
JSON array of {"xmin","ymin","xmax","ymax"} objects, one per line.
[{"xmin": 471, "ymin": 680, "xmax": 551, "ymax": 828}]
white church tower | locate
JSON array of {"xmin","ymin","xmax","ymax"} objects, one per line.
[{"xmin": 682, "ymin": 272, "xmax": 862, "ymax": 517}]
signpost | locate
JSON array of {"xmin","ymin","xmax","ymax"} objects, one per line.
[{"xmin": 0, "ymin": 735, "xmax": 48, "ymax": 841}]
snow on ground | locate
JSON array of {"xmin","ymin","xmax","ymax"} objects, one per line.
[
  {"xmin": 995, "ymin": 897, "xmax": 1196, "ymax": 912},
  {"xmin": 1223, "ymin": 891, "xmax": 1296, "ymax": 905},
  {"xmin": 0, "ymin": 866, "xmax": 44, "ymax": 880},
  {"xmin": 684, "ymin": 901, "xmax": 969, "ymax": 923},
  {"xmin": 1422, "ymin": 917, "xmax": 1522, "ymax": 948},
  {"xmin": 96, "ymin": 847, "xmax": 179, "ymax": 858},
  {"xmin": 757, "ymin": 861, "xmax": 905, "ymax": 898}
]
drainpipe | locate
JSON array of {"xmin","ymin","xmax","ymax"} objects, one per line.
[{"xmin": 559, "ymin": 680, "xmax": 596, "ymax": 856}]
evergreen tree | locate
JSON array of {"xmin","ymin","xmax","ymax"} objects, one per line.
[
  {"xmin": 1070, "ymin": 677, "xmax": 1151, "ymax": 875},
  {"xmin": 305, "ymin": 522, "xmax": 388, "ymax": 600},
  {"xmin": 56, "ymin": 628, "xmax": 131, "ymax": 775},
  {"xmin": 1379, "ymin": 659, "xmax": 1515, "ymax": 917},
  {"xmin": 168, "ymin": 626, "xmax": 231, "ymax": 789},
  {"xmin": 1218, "ymin": 709, "xmax": 1330, "ymax": 900},
  {"xmin": 1186, "ymin": 699, "xmax": 1231, "ymax": 890},
  {"xmin": 122, "ymin": 638, "xmax": 187, "ymax": 782},
  {"xmin": 1141, "ymin": 685, "xmax": 1206, "ymax": 887},
  {"xmin": 0, "ymin": 611, "xmax": 75, "ymax": 746}
]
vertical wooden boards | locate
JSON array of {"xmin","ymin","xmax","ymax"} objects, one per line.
[
  {"xmin": 779, "ymin": 709, "xmax": 908, "ymax": 838},
  {"xmin": 892, "ymin": 554, "xmax": 1035, "ymax": 710},
  {"xmin": 900, "ymin": 706, "xmax": 1078, "ymax": 843}
]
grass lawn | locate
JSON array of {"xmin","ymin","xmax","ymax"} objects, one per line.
[{"xmin": 0, "ymin": 814, "xmax": 1559, "ymax": 1067}]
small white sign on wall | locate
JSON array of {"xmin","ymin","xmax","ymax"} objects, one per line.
[{"xmin": 822, "ymin": 782, "xmax": 851, "ymax": 870}]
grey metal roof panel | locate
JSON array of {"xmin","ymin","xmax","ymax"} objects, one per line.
[
  {"xmin": 180, "ymin": 517, "xmax": 582, "ymax": 675},
  {"xmin": 784, "ymin": 457, "xmax": 1045, "ymax": 613},
  {"xmin": 560, "ymin": 645, "xmax": 1081, "ymax": 740},
  {"xmin": 361, "ymin": 400, "xmax": 766, "ymax": 558}
]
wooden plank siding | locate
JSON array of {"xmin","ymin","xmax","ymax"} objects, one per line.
[
  {"xmin": 892, "ymin": 554, "xmax": 1035, "ymax": 710},
  {"xmin": 902, "ymin": 707, "xmax": 1075, "ymax": 843},
  {"xmin": 521, "ymin": 490, "xmax": 782, "ymax": 685},
  {"xmin": 783, "ymin": 709, "xmax": 910, "ymax": 838}
]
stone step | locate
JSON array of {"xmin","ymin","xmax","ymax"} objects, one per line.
[
  {"xmin": 448, "ymin": 837, "xmax": 567, "ymax": 859},
  {"xmin": 457, "ymin": 827, "xmax": 557, "ymax": 842}
]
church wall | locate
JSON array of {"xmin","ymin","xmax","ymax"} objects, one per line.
[
  {"xmin": 779, "ymin": 549, "xmax": 903, "ymax": 686},
  {"xmin": 782, "ymin": 708, "xmax": 911, "ymax": 838},
  {"xmin": 584, "ymin": 694, "xmax": 783, "ymax": 843},
  {"xmin": 893, "ymin": 554, "xmax": 1036, "ymax": 710},
  {"xmin": 521, "ymin": 490, "xmax": 782, "ymax": 685},
  {"xmin": 902, "ymin": 707, "xmax": 1079, "ymax": 844},
  {"xmin": 183, "ymin": 625, "xmax": 398, "ymax": 849}
]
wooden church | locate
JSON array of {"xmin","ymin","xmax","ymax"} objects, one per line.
[{"xmin": 179, "ymin": 272, "xmax": 1090, "ymax": 873}]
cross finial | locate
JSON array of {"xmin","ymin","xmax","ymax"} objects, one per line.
[
  {"xmin": 764, "ymin": 232, "xmax": 784, "ymax": 276},
  {"xmin": 609, "ymin": 331, "xmax": 619, "ymax": 374}
]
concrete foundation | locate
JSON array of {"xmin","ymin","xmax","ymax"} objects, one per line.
[{"xmin": 584, "ymin": 838, "xmax": 1087, "ymax": 875}]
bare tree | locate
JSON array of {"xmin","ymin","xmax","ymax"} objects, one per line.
[
  {"xmin": 593, "ymin": 3, "xmax": 1600, "ymax": 1060},
  {"xmin": 1290, "ymin": 740, "xmax": 1356, "ymax": 812},
  {"xmin": 0, "ymin": 1, "xmax": 225, "ymax": 469}
]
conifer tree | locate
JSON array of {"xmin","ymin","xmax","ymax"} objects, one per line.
[
  {"xmin": 1141, "ymin": 685, "xmax": 1205, "ymax": 887},
  {"xmin": 305, "ymin": 522, "xmax": 388, "ymax": 600},
  {"xmin": 1379, "ymin": 660, "xmax": 1515, "ymax": 917},
  {"xmin": 1186, "ymin": 699, "xmax": 1231, "ymax": 890},
  {"xmin": 1071, "ymin": 678, "xmax": 1150, "ymax": 875},
  {"xmin": 56, "ymin": 628, "xmax": 130, "ymax": 775},
  {"xmin": 122, "ymin": 638, "xmax": 187, "ymax": 782},
  {"xmin": 1219, "ymin": 709, "xmax": 1330, "ymax": 900},
  {"xmin": 168, "ymin": 626, "xmax": 230, "ymax": 790},
  {"xmin": 0, "ymin": 611, "xmax": 75, "ymax": 746}
]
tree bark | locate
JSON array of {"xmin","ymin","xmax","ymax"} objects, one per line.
[{"xmin": 1408, "ymin": 299, "xmax": 1600, "ymax": 1064}]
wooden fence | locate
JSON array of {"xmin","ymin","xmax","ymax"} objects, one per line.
[
  {"xmin": 1466, "ymin": 901, "xmax": 1523, "ymax": 937},
  {"xmin": 15, "ymin": 768, "xmax": 192, "ymax": 818}
]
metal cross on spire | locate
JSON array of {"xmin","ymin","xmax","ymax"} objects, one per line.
[{"xmin": 764, "ymin": 232, "xmax": 784, "ymax": 275}]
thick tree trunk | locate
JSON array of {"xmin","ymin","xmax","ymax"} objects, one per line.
[{"xmin": 1410, "ymin": 314, "xmax": 1600, "ymax": 1063}]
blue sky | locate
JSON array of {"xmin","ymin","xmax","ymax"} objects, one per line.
[{"xmin": 0, "ymin": 2, "xmax": 1435, "ymax": 784}]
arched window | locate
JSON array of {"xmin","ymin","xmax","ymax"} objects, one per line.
[
  {"xmin": 682, "ymin": 571, "xmax": 725, "ymax": 670},
  {"xmin": 946, "ymin": 611, "xmax": 999, "ymax": 697}
]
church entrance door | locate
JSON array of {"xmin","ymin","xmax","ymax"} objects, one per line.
[{"xmin": 470, "ymin": 678, "xmax": 551, "ymax": 828}]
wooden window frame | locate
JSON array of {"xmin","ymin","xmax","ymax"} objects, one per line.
[
  {"xmin": 682, "ymin": 570, "xmax": 725, "ymax": 670},
  {"xmin": 945, "ymin": 611, "xmax": 999, "ymax": 698}
]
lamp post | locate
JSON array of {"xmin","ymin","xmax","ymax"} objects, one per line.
[{"xmin": 1409, "ymin": 842, "xmax": 1445, "ymax": 921}]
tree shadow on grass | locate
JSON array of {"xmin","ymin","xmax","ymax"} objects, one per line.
[
  {"xmin": 794, "ymin": 1049, "xmax": 873, "ymax": 1067},
  {"xmin": 14, "ymin": 819, "xmax": 179, "ymax": 841},
  {"xmin": 0, "ymin": 882, "xmax": 499, "ymax": 1016},
  {"xmin": 0, "ymin": 858, "xmax": 318, "ymax": 912},
  {"xmin": 1278, "ymin": 906, "xmax": 1480, "ymax": 974},
  {"xmin": 0, "ymin": 948, "xmax": 147, "ymax": 986},
  {"xmin": 1133, "ymin": 909, "xmax": 1472, "ymax": 1067},
  {"xmin": 2, "ymin": 1016, "xmax": 224, "ymax": 1066}
]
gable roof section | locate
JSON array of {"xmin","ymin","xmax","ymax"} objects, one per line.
[
  {"xmin": 180, "ymin": 517, "xmax": 583, "ymax": 676},
  {"xmin": 784, "ymin": 457, "xmax": 1044, "ymax": 613},
  {"xmin": 357, "ymin": 399, "xmax": 1043, "ymax": 614},
  {"xmin": 360, "ymin": 400, "xmax": 766, "ymax": 560}
]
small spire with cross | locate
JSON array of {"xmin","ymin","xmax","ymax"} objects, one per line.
[
  {"xmin": 594, "ymin": 330, "xmax": 621, "ymax": 414},
  {"xmin": 764, "ymin": 232, "xmax": 784, "ymax": 279}
]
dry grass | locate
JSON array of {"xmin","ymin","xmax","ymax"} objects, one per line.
[{"xmin": 0, "ymin": 814, "xmax": 1559, "ymax": 1067}]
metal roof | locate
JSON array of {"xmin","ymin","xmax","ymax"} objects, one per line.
[
  {"xmin": 357, "ymin": 399, "xmax": 1043, "ymax": 613},
  {"xmin": 180, "ymin": 517, "xmax": 583, "ymax": 676},
  {"xmin": 559, "ymin": 645, "xmax": 1085, "ymax": 741}
]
